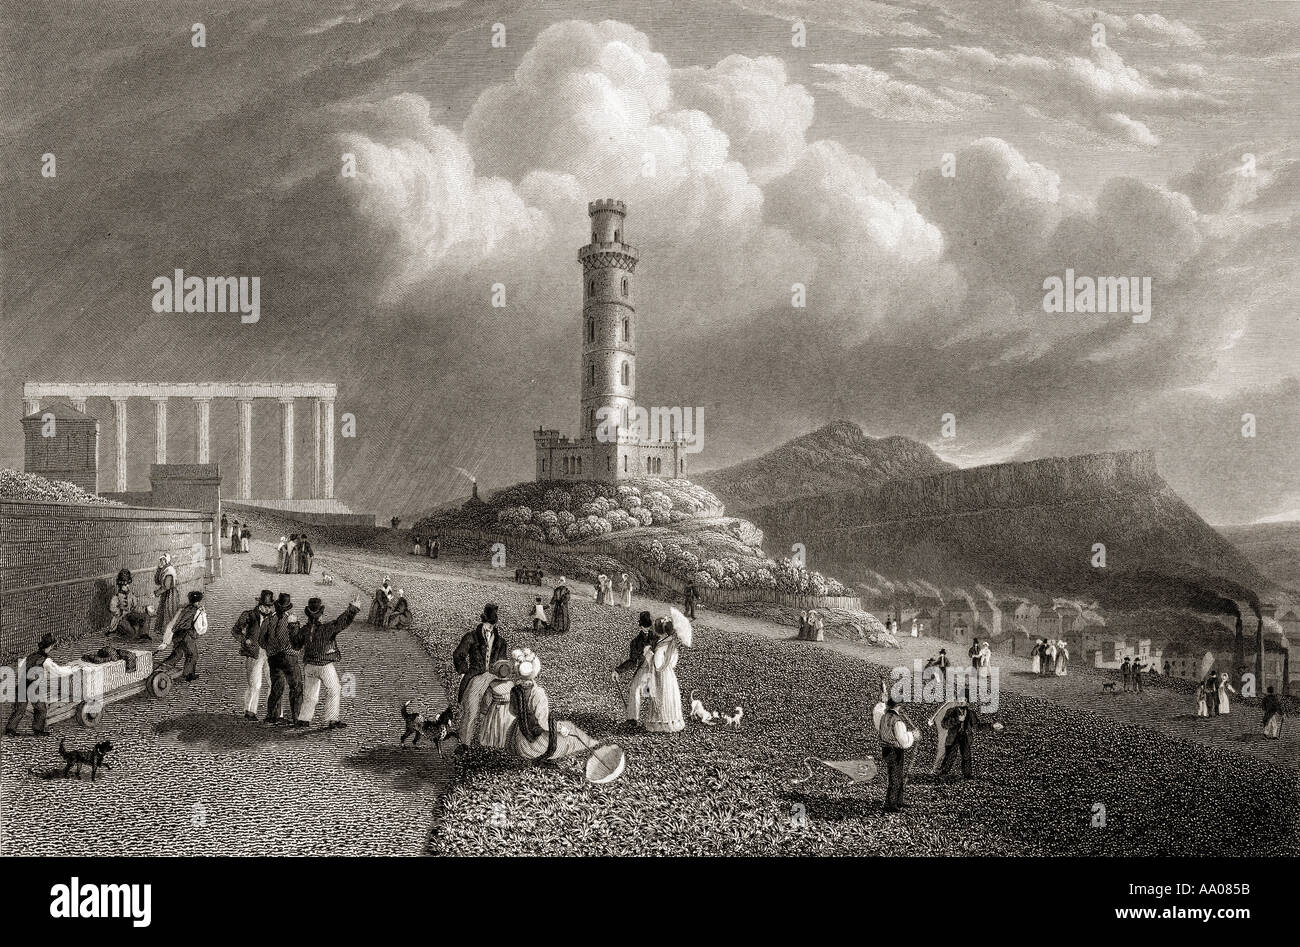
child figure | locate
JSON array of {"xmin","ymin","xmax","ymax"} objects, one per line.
[{"xmin": 531, "ymin": 597, "xmax": 550, "ymax": 632}]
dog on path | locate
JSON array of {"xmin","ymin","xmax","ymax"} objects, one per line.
[{"xmin": 58, "ymin": 738, "xmax": 114, "ymax": 781}]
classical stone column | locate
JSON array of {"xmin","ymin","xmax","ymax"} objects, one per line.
[
  {"xmin": 151, "ymin": 396, "xmax": 168, "ymax": 465},
  {"xmin": 280, "ymin": 397, "xmax": 295, "ymax": 500},
  {"xmin": 311, "ymin": 399, "xmax": 322, "ymax": 498},
  {"xmin": 238, "ymin": 399, "xmax": 253, "ymax": 499},
  {"xmin": 194, "ymin": 398, "xmax": 211, "ymax": 463},
  {"xmin": 24, "ymin": 398, "xmax": 40, "ymax": 415},
  {"xmin": 322, "ymin": 399, "xmax": 335, "ymax": 499},
  {"xmin": 110, "ymin": 397, "xmax": 128, "ymax": 492},
  {"xmin": 69, "ymin": 397, "xmax": 87, "ymax": 413}
]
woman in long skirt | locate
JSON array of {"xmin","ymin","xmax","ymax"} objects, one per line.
[
  {"xmin": 1217, "ymin": 675, "xmax": 1236, "ymax": 714},
  {"xmin": 1054, "ymin": 640, "xmax": 1068, "ymax": 676},
  {"xmin": 1043, "ymin": 640, "xmax": 1057, "ymax": 675},
  {"xmin": 594, "ymin": 575, "xmax": 606, "ymax": 605},
  {"xmin": 1195, "ymin": 683, "xmax": 1209, "ymax": 717},
  {"xmin": 549, "ymin": 580, "xmax": 571, "ymax": 634},
  {"xmin": 477, "ymin": 661, "xmax": 517, "ymax": 750},
  {"xmin": 1030, "ymin": 639, "xmax": 1041, "ymax": 674},
  {"xmin": 644, "ymin": 617, "xmax": 689, "ymax": 733},
  {"xmin": 619, "ymin": 573, "xmax": 632, "ymax": 608},
  {"xmin": 152, "ymin": 554, "xmax": 179, "ymax": 638},
  {"xmin": 276, "ymin": 536, "xmax": 288, "ymax": 573},
  {"xmin": 506, "ymin": 651, "xmax": 597, "ymax": 761}
]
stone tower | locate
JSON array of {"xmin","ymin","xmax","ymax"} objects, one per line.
[{"xmin": 579, "ymin": 198, "xmax": 638, "ymax": 441}]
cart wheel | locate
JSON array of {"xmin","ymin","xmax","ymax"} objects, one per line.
[
  {"xmin": 147, "ymin": 670, "xmax": 174, "ymax": 698},
  {"xmin": 75, "ymin": 702, "xmax": 103, "ymax": 728}
]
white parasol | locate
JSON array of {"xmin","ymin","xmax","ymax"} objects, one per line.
[
  {"xmin": 585, "ymin": 744, "xmax": 626, "ymax": 783},
  {"xmin": 669, "ymin": 606, "xmax": 693, "ymax": 647}
]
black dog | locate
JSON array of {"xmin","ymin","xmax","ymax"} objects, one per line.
[
  {"xmin": 400, "ymin": 702, "xmax": 455, "ymax": 753},
  {"xmin": 58, "ymin": 738, "xmax": 114, "ymax": 781}
]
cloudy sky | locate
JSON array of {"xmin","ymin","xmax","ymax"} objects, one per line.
[{"xmin": 2, "ymin": 0, "xmax": 1298, "ymax": 524}]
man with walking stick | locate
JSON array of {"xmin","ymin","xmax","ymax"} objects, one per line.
[{"xmin": 611, "ymin": 611, "xmax": 658, "ymax": 728}]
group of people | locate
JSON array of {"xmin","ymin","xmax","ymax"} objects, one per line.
[
  {"xmin": 107, "ymin": 556, "xmax": 180, "ymax": 641},
  {"xmin": 611, "ymin": 610, "xmax": 691, "ymax": 732},
  {"xmin": 222, "ymin": 515, "xmax": 252, "ymax": 554},
  {"xmin": 411, "ymin": 536, "xmax": 440, "ymax": 558},
  {"xmin": 593, "ymin": 572, "xmax": 633, "ymax": 608},
  {"xmin": 1118, "ymin": 656, "xmax": 1148, "ymax": 691},
  {"xmin": 232, "ymin": 588, "xmax": 361, "ymax": 729},
  {"xmin": 1195, "ymin": 670, "xmax": 1236, "ymax": 717},
  {"xmin": 797, "ymin": 609, "xmax": 824, "ymax": 641},
  {"xmin": 275, "ymin": 535, "xmax": 315, "ymax": 574},
  {"xmin": 1030, "ymin": 637, "xmax": 1069, "ymax": 676},
  {"xmin": 366, "ymin": 577, "xmax": 413, "ymax": 629},
  {"xmin": 451, "ymin": 603, "xmax": 599, "ymax": 760},
  {"xmin": 514, "ymin": 567, "xmax": 544, "ymax": 586}
]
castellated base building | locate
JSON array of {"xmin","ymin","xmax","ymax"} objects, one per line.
[{"xmin": 534, "ymin": 199, "xmax": 688, "ymax": 483}]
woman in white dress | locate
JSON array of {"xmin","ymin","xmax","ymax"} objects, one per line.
[
  {"xmin": 619, "ymin": 573, "xmax": 633, "ymax": 609},
  {"xmin": 1054, "ymin": 640, "xmax": 1069, "ymax": 676},
  {"xmin": 643, "ymin": 616, "xmax": 689, "ymax": 733},
  {"xmin": 506, "ymin": 650, "xmax": 597, "ymax": 761},
  {"xmin": 1030, "ymin": 639, "xmax": 1042, "ymax": 674},
  {"xmin": 1216, "ymin": 675, "xmax": 1236, "ymax": 715},
  {"xmin": 276, "ymin": 536, "xmax": 288, "ymax": 573}
]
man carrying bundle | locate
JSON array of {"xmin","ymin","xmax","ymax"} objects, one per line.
[{"xmin": 873, "ymin": 694, "xmax": 919, "ymax": 813}]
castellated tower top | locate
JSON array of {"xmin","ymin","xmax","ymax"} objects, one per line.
[{"xmin": 588, "ymin": 198, "xmax": 627, "ymax": 215}]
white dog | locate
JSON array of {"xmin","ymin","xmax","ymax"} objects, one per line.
[
  {"xmin": 689, "ymin": 690, "xmax": 720, "ymax": 725},
  {"xmin": 723, "ymin": 706, "xmax": 745, "ymax": 728}
]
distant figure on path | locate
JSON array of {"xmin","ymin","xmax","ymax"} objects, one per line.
[
  {"xmin": 1217, "ymin": 674, "xmax": 1236, "ymax": 714},
  {"xmin": 594, "ymin": 573, "xmax": 606, "ymax": 605},
  {"xmin": 683, "ymin": 581, "xmax": 698, "ymax": 620},
  {"xmin": 152, "ymin": 555, "xmax": 179, "ymax": 640},
  {"xmin": 531, "ymin": 597, "xmax": 550, "ymax": 632},
  {"xmin": 1120, "ymin": 656, "xmax": 1132, "ymax": 691},
  {"xmin": 220, "ymin": 513, "xmax": 229, "ymax": 539},
  {"xmin": 619, "ymin": 573, "xmax": 632, "ymax": 608},
  {"xmin": 1196, "ymin": 679, "xmax": 1209, "ymax": 717},
  {"xmin": 276, "ymin": 536, "xmax": 289, "ymax": 573},
  {"xmin": 1132, "ymin": 659, "xmax": 1145, "ymax": 692},
  {"xmin": 1030, "ymin": 639, "xmax": 1042, "ymax": 674},
  {"xmin": 550, "ymin": 578, "xmax": 571, "ymax": 634},
  {"xmin": 1262, "ymin": 687, "xmax": 1284, "ymax": 738},
  {"xmin": 240, "ymin": 525, "xmax": 251, "ymax": 553},
  {"xmin": 1053, "ymin": 639, "xmax": 1068, "ymax": 676},
  {"xmin": 1204, "ymin": 671, "xmax": 1219, "ymax": 714},
  {"xmin": 298, "ymin": 535, "xmax": 314, "ymax": 574},
  {"xmin": 367, "ymin": 577, "xmax": 393, "ymax": 626}
]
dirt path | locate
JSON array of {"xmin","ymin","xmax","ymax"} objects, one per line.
[{"xmin": 0, "ymin": 542, "xmax": 451, "ymax": 856}]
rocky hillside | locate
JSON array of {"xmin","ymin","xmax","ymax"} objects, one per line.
[
  {"xmin": 694, "ymin": 420, "xmax": 954, "ymax": 512},
  {"xmin": 1217, "ymin": 522, "xmax": 1300, "ymax": 594}
]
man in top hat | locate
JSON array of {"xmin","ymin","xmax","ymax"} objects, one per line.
[
  {"xmin": 156, "ymin": 590, "xmax": 207, "ymax": 680},
  {"xmin": 453, "ymin": 603, "xmax": 509, "ymax": 702},
  {"xmin": 611, "ymin": 611, "xmax": 659, "ymax": 725},
  {"xmin": 5, "ymin": 633, "xmax": 75, "ymax": 736},
  {"xmin": 264, "ymin": 592, "xmax": 306, "ymax": 727},
  {"xmin": 872, "ymin": 695, "xmax": 919, "ymax": 813},
  {"xmin": 297, "ymin": 596, "xmax": 362, "ymax": 730},
  {"xmin": 231, "ymin": 589, "xmax": 277, "ymax": 720}
]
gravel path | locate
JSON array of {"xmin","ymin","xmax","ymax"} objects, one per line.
[{"xmin": 0, "ymin": 542, "xmax": 451, "ymax": 856}]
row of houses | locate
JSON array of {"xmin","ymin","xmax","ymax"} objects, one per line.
[{"xmin": 877, "ymin": 596, "xmax": 1297, "ymax": 695}]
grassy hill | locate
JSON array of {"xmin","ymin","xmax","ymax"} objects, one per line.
[{"xmin": 693, "ymin": 419, "xmax": 954, "ymax": 513}]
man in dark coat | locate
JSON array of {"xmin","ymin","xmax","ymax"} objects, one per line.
[
  {"xmin": 156, "ymin": 590, "xmax": 206, "ymax": 680},
  {"xmin": 683, "ymin": 581, "xmax": 698, "ymax": 620},
  {"xmin": 232, "ymin": 589, "xmax": 276, "ymax": 720},
  {"xmin": 263, "ymin": 593, "xmax": 306, "ymax": 727},
  {"xmin": 611, "ymin": 611, "xmax": 659, "ymax": 726},
  {"xmin": 1204, "ymin": 671, "xmax": 1218, "ymax": 714},
  {"xmin": 1120, "ymin": 656, "xmax": 1132, "ymax": 691},
  {"xmin": 549, "ymin": 580, "xmax": 571, "ymax": 633},
  {"xmin": 297, "ymin": 596, "xmax": 361, "ymax": 729},
  {"xmin": 936, "ymin": 701, "xmax": 987, "ymax": 780},
  {"xmin": 452, "ymin": 603, "xmax": 509, "ymax": 701}
]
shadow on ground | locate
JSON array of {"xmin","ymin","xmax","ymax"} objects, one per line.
[
  {"xmin": 342, "ymin": 743, "xmax": 455, "ymax": 792},
  {"xmin": 154, "ymin": 712, "xmax": 331, "ymax": 750}
]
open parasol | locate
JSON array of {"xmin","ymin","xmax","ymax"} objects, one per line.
[
  {"xmin": 585, "ymin": 744, "xmax": 626, "ymax": 783},
  {"xmin": 792, "ymin": 756, "xmax": 878, "ymax": 785},
  {"xmin": 669, "ymin": 606, "xmax": 692, "ymax": 647}
]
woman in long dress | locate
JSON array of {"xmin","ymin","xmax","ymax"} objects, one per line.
[
  {"xmin": 619, "ymin": 573, "xmax": 632, "ymax": 608},
  {"xmin": 276, "ymin": 536, "xmax": 288, "ymax": 573},
  {"xmin": 1217, "ymin": 675, "xmax": 1236, "ymax": 714},
  {"xmin": 806, "ymin": 609, "xmax": 824, "ymax": 642},
  {"xmin": 1043, "ymin": 640, "xmax": 1057, "ymax": 676},
  {"xmin": 1030, "ymin": 639, "xmax": 1042, "ymax": 674},
  {"xmin": 601, "ymin": 574, "xmax": 613, "ymax": 606},
  {"xmin": 367, "ymin": 579, "xmax": 393, "ymax": 625},
  {"xmin": 231, "ymin": 521, "xmax": 242, "ymax": 554},
  {"xmin": 1053, "ymin": 640, "xmax": 1068, "ymax": 676},
  {"xmin": 506, "ymin": 651, "xmax": 597, "ymax": 761},
  {"xmin": 594, "ymin": 574, "xmax": 606, "ymax": 605},
  {"xmin": 549, "ymin": 579, "xmax": 571, "ymax": 633},
  {"xmin": 644, "ymin": 617, "xmax": 689, "ymax": 733},
  {"xmin": 152, "ymin": 554, "xmax": 179, "ymax": 638},
  {"xmin": 477, "ymin": 660, "xmax": 517, "ymax": 750}
]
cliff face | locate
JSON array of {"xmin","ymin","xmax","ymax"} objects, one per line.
[{"xmin": 742, "ymin": 448, "xmax": 1271, "ymax": 611}]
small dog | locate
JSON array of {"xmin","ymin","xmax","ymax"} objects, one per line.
[
  {"xmin": 688, "ymin": 690, "xmax": 720, "ymax": 725},
  {"xmin": 400, "ymin": 702, "xmax": 456, "ymax": 753},
  {"xmin": 723, "ymin": 706, "xmax": 745, "ymax": 728},
  {"xmin": 1101, "ymin": 682, "xmax": 1117, "ymax": 693},
  {"xmin": 320, "ymin": 569, "xmax": 334, "ymax": 585},
  {"xmin": 58, "ymin": 738, "xmax": 114, "ymax": 781}
]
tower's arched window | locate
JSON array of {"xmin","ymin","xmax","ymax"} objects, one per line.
[
  {"xmin": 622, "ymin": 317, "xmax": 629, "ymax": 341},
  {"xmin": 588, "ymin": 364, "xmax": 595, "ymax": 387},
  {"xmin": 621, "ymin": 361, "xmax": 630, "ymax": 386},
  {"xmin": 614, "ymin": 229, "xmax": 620, "ymax": 242},
  {"xmin": 623, "ymin": 455, "xmax": 628, "ymax": 473},
  {"xmin": 621, "ymin": 277, "xmax": 628, "ymax": 297},
  {"xmin": 586, "ymin": 319, "xmax": 594, "ymax": 343},
  {"xmin": 588, "ymin": 280, "xmax": 595, "ymax": 296}
]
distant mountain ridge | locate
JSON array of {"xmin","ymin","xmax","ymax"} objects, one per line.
[
  {"xmin": 694, "ymin": 419, "xmax": 954, "ymax": 512},
  {"xmin": 699, "ymin": 423, "xmax": 1277, "ymax": 616}
]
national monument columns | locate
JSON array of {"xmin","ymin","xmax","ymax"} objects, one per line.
[{"xmin": 22, "ymin": 382, "xmax": 339, "ymax": 502}]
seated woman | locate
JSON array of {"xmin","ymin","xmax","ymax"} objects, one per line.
[
  {"xmin": 385, "ymin": 591, "xmax": 412, "ymax": 630},
  {"xmin": 506, "ymin": 650, "xmax": 597, "ymax": 762}
]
